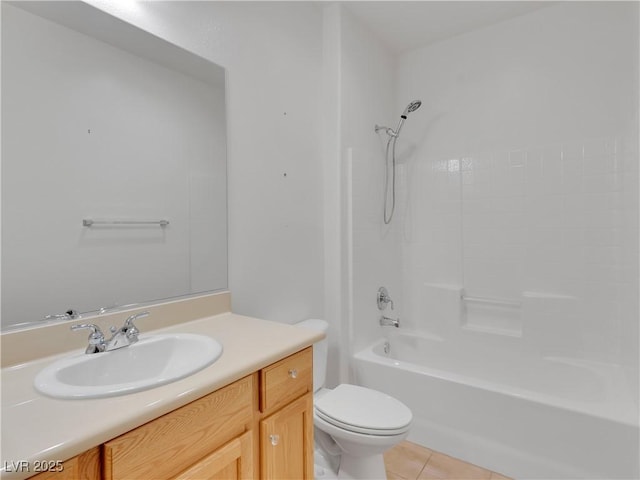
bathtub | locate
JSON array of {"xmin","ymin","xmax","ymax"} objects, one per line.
[{"xmin": 353, "ymin": 332, "xmax": 639, "ymax": 479}]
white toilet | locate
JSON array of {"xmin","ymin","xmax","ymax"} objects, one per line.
[{"xmin": 297, "ymin": 319, "xmax": 412, "ymax": 480}]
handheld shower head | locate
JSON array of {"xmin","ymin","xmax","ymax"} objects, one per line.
[
  {"xmin": 376, "ymin": 98, "xmax": 422, "ymax": 225},
  {"xmin": 402, "ymin": 100, "xmax": 422, "ymax": 116},
  {"xmin": 374, "ymin": 99, "xmax": 423, "ymax": 138},
  {"xmin": 394, "ymin": 99, "xmax": 422, "ymax": 138}
]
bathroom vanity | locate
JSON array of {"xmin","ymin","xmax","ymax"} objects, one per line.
[{"xmin": 1, "ymin": 293, "xmax": 321, "ymax": 480}]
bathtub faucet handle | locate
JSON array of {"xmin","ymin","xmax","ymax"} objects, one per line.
[{"xmin": 377, "ymin": 287, "xmax": 394, "ymax": 310}]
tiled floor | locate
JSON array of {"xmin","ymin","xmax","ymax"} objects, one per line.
[{"xmin": 384, "ymin": 441, "xmax": 512, "ymax": 480}]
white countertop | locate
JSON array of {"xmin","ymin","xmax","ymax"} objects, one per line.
[{"xmin": 0, "ymin": 312, "xmax": 323, "ymax": 479}]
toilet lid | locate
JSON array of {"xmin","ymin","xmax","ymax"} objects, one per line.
[{"xmin": 315, "ymin": 384, "xmax": 412, "ymax": 433}]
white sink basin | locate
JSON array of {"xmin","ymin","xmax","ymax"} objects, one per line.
[{"xmin": 34, "ymin": 333, "xmax": 222, "ymax": 399}]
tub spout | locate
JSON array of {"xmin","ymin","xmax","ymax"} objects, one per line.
[{"xmin": 379, "ymin": 315, "xmax": 399, "ymax": 328}]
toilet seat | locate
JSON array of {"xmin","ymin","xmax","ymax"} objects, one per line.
[
  {"xmin": 315, "ymin": 409, "xmax": 411, "ymax": 436},
  {"xmin": 314, "ymin": 384, "xmax": 412, "ymax": 436}
]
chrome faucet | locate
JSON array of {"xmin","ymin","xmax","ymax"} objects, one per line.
[
  {"xmin": 72, "ymin": 311, "xmax": 149, "ymax": 354},
  {"xmin": 44, "ymin": 309, "xmax": 81, "ymax": 321},
  {"xmin": 379, "ymin": 315, "xmax": 400, "ymax": 328}
]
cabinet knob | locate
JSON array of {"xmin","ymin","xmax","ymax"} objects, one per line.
[
  {"xmin": 269, "ymin": 434, "xmax": 280, "ymax": 446},
  {"xmin": 288, "ymin": 368, "xmax": 298, "ymax": 379}
]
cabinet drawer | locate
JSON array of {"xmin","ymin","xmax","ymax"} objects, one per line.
[
  {"xmin": 260, "ymin": 347, "xmax": 312, "ymax": 413},
  {"xmin": 103, "ymin": 375, "xmax": 254, "ymax": 480}
]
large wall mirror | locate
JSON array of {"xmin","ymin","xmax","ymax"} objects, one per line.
[{"xmin": 1, "ymin": 1, "xmax": 228, "ymax": 330}]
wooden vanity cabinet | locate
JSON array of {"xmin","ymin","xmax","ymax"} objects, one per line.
[
  {"xmin": 258, "ymin": 348, "xmax": 314, "ymax": 480},
  {"xmin": 28, "ymin": 347, "xmax": 314, "ymax": 480}
]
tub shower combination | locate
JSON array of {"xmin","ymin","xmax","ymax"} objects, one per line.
[
  {"xmin": 354, "ymin": 328, "xmax": 639, "ymax": 479},
  {"xmin": 361, "ymin": 49, "xmax": 639, "ymax": 475}
]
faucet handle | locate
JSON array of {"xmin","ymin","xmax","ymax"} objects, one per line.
[
  {"xmin": 122, "ymin": 311, "xmax": 149, "ymax": 337},
  {"xmin": 71, "ymin": 323, "xmax": 104, "ymax": 342},
  {"xmin": 377, "ymin": 287, "xmax": 394, "ymax": 311},
  {"xmin": 71, "ymin": 324, "xmax": 106, "ymax": 353}
]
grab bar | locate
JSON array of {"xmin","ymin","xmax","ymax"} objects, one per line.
[
  {"xmin": 461, "ymin": 294, "xmax": 521, "ymax": 308},
  {"xmin": 82, "ymin": 219, "xmax": 169, "ymax": 227}
]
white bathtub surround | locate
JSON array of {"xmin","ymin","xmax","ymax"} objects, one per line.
[
  {"xmin": 398, "ymin": 135, "xmax": 638, "ymax": 353},
  {"xmin": 395, "ymin": 0, "xmax": 638, "ymax": 370}
]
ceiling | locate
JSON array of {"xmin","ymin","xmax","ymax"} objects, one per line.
[{"xmin": 344, "ymin": 1, "xmax": 552, "ymax": 54}]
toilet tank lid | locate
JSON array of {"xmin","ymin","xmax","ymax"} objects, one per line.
[{"xmin": 296, "ymin": 318, "xmax": 328, "ymax": 332}]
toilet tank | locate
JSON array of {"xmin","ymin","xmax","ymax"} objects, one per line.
[{"xmin": 295, "ymin": 319, "xmax": 328, "ymax": 393}]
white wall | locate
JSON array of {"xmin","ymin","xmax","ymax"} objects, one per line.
[
  {"xmin": 396, "ymin": 2, "xmax": 638, "ymax": 376},
  {"xmin": 86, "ymin": 2, "xmax": 325, "ymax": 325},
  {"xmin": 2, "ymin": 4, "xmax": 226, "ymax": 326},
  {"xmin": 328, "ymin": 6, "xmax": 399, "ymax": 363},
  {"xmin": 320, "ymin": 4, "xmax": 399, "ymax": 386}
]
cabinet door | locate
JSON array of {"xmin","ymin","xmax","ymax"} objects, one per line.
[
  {"xmin": 260, "ymin": 393, "xmax": 313, "ymax": 480},
  {"xmin": 172, "ymin": 431, "xmax": 253, "ymax": 480}
]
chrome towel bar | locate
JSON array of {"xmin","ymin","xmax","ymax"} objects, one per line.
[{"xmin": 82, "ymin": 219, "xmax": 169, "ymax": 227}]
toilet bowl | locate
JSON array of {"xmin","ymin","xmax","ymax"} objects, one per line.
[{"xmin": 296, "ymin": 319, "xmax": 412, "ymax": 479}]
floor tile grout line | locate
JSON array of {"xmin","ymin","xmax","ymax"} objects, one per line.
[{"xmin": 414, "ymin": 449, "xmax": 433, "ymax": 480}]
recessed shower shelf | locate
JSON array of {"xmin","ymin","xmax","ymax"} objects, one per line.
[
  {"xmin": 461, "ymin": 294, "xmax": 521, "ymax": 308},
  {"xmin": 461, "ymin": 291, "xmax": 523, "ymax": 337}
]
